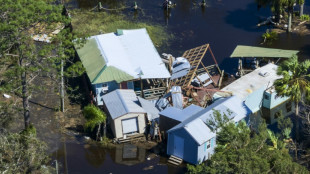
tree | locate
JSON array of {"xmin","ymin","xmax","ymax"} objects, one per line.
[
  {"xmin": 83, "ymin": 104, "xmax": 107, "ymax": 140},
  {"xmin": 0, "ymin": 0, "xmax": 66, "ymax": 129},
  {"xmin": 297, "ymin": 0, "xmax": 305, "ymax": 16},
  {"xmin": 274, "ymin": 56, "xmax": 310, "ymax": 117},
  {"xmin": 0, "ymin": 0, "xmax": 84, "ymax": 129},
  {"xmin": 0, "ymin": 128, "xmax": 53, "ymax": 173},
  {"xmin": 256, "ymin": 0, "xmax": 297, "ymax": 32},
  {"xmin": 187, "ymin": 121, "xmax": 308, "ymax": 174},
  {"xmin": 286, "ymin": 0, "xmax": 296, "ymax": 32}
]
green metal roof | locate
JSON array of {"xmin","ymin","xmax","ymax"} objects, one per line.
[
  {"xmin": 93, "ymin": 66, "xmax": 134, "ymax": 84},
  {"xmin": 230, "ymin": 45, "xmax": 299, "ymax": 58},
  {"xmin": 75, "ymin": 38, "xmax": 133, "ymax": 84}
]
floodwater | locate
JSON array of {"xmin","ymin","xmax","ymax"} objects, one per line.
[
  {"xmin": 52, "ymin": 139, "xmax": 186, "ymax": 174},
  {"xmin": 50, "ymin": 0, "xmax": 310, "ymax": 173}
]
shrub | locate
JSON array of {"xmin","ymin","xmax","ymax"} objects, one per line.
[{"xmin": 300, "ymin": 14, "xmax": 310, "ymax": 21}]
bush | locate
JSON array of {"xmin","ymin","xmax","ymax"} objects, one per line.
[
  {"xmin": 300, "ymin": 14, "xmax": 310, "ymax": 21},
  {"xmin": 262, "ymin": 30, "xmax": 278, "ymax": 45}
]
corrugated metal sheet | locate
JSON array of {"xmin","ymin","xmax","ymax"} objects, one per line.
[
  {"xmin": 171, "ymin": 86, "xmax": 183, "ymax": 109},
  {"xmin": 230, "ymin": 45, "xmax": 299, "ymax": 58},
  {"xmin": 138, "ymin": 97, "xmax": 160, "ymax": 121},
  {"xmin": 244, "ymin": 87, "xmax": 265, "ymax": 113},
  {"xmin": 76, "ymin": 38, "xmax": 107, "ymax": 82},
  {"xmin": 103, "ymin": 89, "xmax": 145, "ymax": 119},
  {"xmin": 159, "ymin": 104, "xmax": 204, "ymax": 122},
  {"xmin": 76, "ymin": 28, "xmax": 171, "ymax": 84},
  {"xmin": 184, "ymin": 119, "xmax": 216, "ymax": 145},
  {"xmin": 171, "ymin": 69, "xmax": 189, "ymax": 80}
]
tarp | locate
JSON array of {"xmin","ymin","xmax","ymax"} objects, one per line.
[{"xmin": 230, "ymin": 45, "xmax": 299, "ymax": 58}]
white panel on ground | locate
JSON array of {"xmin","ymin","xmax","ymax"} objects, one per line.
[{"xmin": 122, "ymin": 117, "xmax": 138, "ymax": 134}]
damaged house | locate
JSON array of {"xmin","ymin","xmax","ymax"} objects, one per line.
[
  {"xmin": 215, "ymin": 63, "xmax": 295, "ymax": 126},
  {"xmin": 76, "ymin": 28, "xmax": 171, "ymax": 105}
]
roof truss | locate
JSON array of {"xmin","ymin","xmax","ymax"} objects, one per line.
[{"xmin": 172, "ymin": 44, "xmax": 221, "ymax": 89}]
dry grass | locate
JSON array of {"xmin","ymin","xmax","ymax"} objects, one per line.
[{"xmin": 70, "ymin": 10, "xmax": 173, "ymax": 48}]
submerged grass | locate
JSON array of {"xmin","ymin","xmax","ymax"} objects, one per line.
[{"xmin": 70, "ymin": 10, "xmax": 173, "ymax": 48}]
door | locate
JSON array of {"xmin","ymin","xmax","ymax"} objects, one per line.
[
  {"xmin": 120, "ymin": 82, "xmax": 128, "ymax": 89},
  {"xmin": 174, "ymin": 135, "xmax": 184, "ymax": 158},
  {"xmin": 122, "ymin": 117, "xmax": 138, "ymax": 134}
]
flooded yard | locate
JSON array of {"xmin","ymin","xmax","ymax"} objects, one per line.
[{"xmin": 47, "ymin": 0, "xmax": 310, "ymax": 173}]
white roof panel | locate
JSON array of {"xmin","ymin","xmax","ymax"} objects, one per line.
[
  {"xmin": 219, "ymin": 63, "xmax": 280, "ymax": 100},
  {"xmin": 93, "ymin": 28, "xmax": 171, "ymax": 79}
]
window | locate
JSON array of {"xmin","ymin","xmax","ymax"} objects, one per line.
[
  {"xmin": 207, "ymin": 140, "xmax": 211, "ymax": 149},
  {"xmin": 264, "ymin": 94, "xmax": 269, "ymax": 100},
  {"xmin": 204, "ymin": 140, "xmax": 211, "ymax": 151},
  {"xmin": 286, "ymin": 102, "xmax": 292, "ymax": 113},
  {"xmin": 274, "ymin": 111, "xmax": 281, "ymax": 119}
]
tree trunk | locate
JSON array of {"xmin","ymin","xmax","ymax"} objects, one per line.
[
  {"xmin": 60, "ymin": 59, "xmax": 64, "ymax": 112},
  {"xmin": 300, "ymin": 3, "xmax": 304, "ymax": 16},
  {"xmin": 288, "ymin": 11, "xmax": 292, "ymax": 32},
  {"xmin": 295, "ymin": 102, "xmax": 300, "ymax": 141},
  {"xmin": 103, "ymin": 120, "xmax": 106, "ymax": 137},
  {"xmin": 274, "ymin": 1, "xmax": 281, "ymax": 23},
  {"xmin": 21, "ymin": 71, "xmax": 30, "ymax": 129},
  {"xmin": 96, "ymin": 123, "xmax": 101, "ymax": 141}
]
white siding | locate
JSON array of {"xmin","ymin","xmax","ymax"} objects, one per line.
[{"xmin": 113, "ymin": 113, "xmax": 146, "ymax": 138}]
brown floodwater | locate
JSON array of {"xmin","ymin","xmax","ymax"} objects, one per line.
[{"xmin": 49, "ymin": 0, "xmax": 310, "ymax": 173}]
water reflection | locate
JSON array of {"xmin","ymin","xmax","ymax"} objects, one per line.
[{"xmin": 52, "ymin": 142, "xmax": 186, "ymax": 174}]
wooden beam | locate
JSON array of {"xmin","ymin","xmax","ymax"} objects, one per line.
[{"xmin": 200, "ymin": 61, "xmax": 217, "ymax": 86}]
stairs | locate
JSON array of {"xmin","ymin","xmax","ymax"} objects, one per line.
[{"xmin": 168, "ymin": 155, "xmax": 183, "ymax": 166}]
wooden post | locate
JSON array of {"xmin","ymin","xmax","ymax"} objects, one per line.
[
  {"xmin": 140, "ymin": 78, "xmax": 144, "ymax": 98},
  {"xmin": 218, "ymin": 70, "xmax": 224, "ymax": 89},
  {"xmin": 60, "ymin": 59, "xmax": 64, "ymax": 112}
]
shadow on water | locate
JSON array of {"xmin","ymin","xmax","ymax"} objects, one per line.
[
  {"xmin": 225, "ymin": 2, "xmax": 269, "ymax": 32},
  {"xmin": 52, "ymin": 142, "xmax": 186, "ymax": 174}
]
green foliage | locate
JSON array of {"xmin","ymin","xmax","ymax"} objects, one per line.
[
  {"xmin": 262, "ymin": 30, "xmax": 278, "ymax": 45},
  {"xmin": 0, "ymin": 100, "xmax": 16, "ymax": 128},
  {"xmin": 100, "ymin": 136, "xmax": 112, "ymax": 146},
  {"xmin": 0, "ymin": 131, "xmax": 53, "ymax": 173},
  {"xmin": 277, "ymin": 114, "xmax": 293, "ymax": 139},
  {"xmin": 300, "ymin": 14, "xmax": 310, "ymax": 21},
  {"xmin": 21, "ymin": 124, "xmax": 37, "ymax": 136},
  {"xmin": 274, "ymin": 55, "xmax": 310, "ymax": 111},
  {"xmin": 0, "ymin": 0, "xmax": 82, "ymax": 128},
  {"xmin": 70, "ymin": 10, "xmax": 173, "ymax": 49},
  {"xmin": 187, "ymin": 114, "xmax": 307, "ymax": 173},
  {"xmin": 205, "ymin": 109, "xmax": 231, "ymax": 132},
  {"xmin": 187, "ymin": 163, "xmax": 206, "ymax": 174},
  {"xmin": 83, "ymin": 104, "xmax": 106, "ymax": 131}
]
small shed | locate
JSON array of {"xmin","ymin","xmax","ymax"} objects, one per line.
[
  {"xmin": 102, "ymin": 89, "xmax": 146, "ymax": 139},
  {"xmin": 159, "ymin": 104, "xmax": 204, "ymax": 134},
  {"xmin": 167, "ymin": 96, "xmax": 251, "ymax": 164}
]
